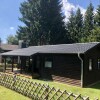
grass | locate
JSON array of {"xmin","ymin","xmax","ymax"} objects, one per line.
[
  {"xmin": 28, "ymin": 79, "xmax": 100, "ymax": 99},
  {"xmin": 0, "ymin": 73, "xmax": 100, "ymax": 99},
  {"xmin": 0, "ymin": 85, "xmax": 30, "ymax": 100},
  {"xmin": 0, "ymin": 70, "xmax": 100, "ymax": 99},
  {"xmin": 14, "ymin": 74, "xmax": 100, "ymax": 99}
]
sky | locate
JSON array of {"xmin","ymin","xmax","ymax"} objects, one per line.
[{"xmin": 0, "ymin": 0, "xmax": 99, "ymax": 43}]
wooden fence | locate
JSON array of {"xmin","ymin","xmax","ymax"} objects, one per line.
[{"xmin": 0, "ymin": 72, "xmax": 98, "ymax": 100}]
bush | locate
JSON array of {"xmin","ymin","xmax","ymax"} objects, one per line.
[{"xmin": 7, "ymin": 58, "xmax": 12, "ymax": 64}]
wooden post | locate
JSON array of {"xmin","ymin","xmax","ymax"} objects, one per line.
[
  {"xmin": 39, "ymin": 55, "xmax": 44, "ymax": 77},
  {"xmin": 4, "ymin": 57, "xmax": 6, "ymax": 72},
  {"xmin": 32, "ymin": 55, "xmax": 36, "ymax": 79},
  {"xmin": 28, "ymin": 57, "xmax": 31, "ymax": 72},
  {"xmin": 45, "ymin": 85, "xmax": 49, "ymax": 100},
  {"xmin": 24, "ymin": 57, "xmax": 26, "ymax": 71},
  {"xmin": 32, "ymin": 56, "xmax": 34, "ymax": 78},
  {"xmin": 29, "ymin": 57, "xmax": 30, "ymax": 68},
  {"xmin": 12, "ymin": 57, "xmax": 14, "ymax": 72},
  {"xmin": 20, "ymin": 57, "xmax": 22, "ymax": 74}
]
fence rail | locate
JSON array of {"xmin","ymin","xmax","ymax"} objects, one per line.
[{"xmin": 0, "ymin": 72, "xmax": 98, "ymax": 100}]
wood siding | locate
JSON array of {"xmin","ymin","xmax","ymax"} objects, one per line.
[
  {"xmin": 40, "ymin": 54, "xmax": 81, "ymax": 86},
  {"xmin": 83, "ymin": 45, "xmax": 100, "ymax": 87}
]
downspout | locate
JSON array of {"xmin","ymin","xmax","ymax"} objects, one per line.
[{"xmin": 78, "ymin": 53, "xmax": 83, "ymax": 87}]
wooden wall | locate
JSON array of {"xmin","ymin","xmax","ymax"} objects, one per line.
[
  {"xmin": 83, "ymin": 45, "xmax": 100, "ymax": 87},
  {"xmin": 40, "ymin": 54, "xmax": 81, "ymax": 86}
]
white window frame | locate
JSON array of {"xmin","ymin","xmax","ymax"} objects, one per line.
[{"xmin": 89, "ymin": 59, "xmax": 92, "ymax": 71}]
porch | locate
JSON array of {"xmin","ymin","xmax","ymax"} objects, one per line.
[{"xmin": 2, "ymin": 54, "xmax": 41, "ymax": 79}]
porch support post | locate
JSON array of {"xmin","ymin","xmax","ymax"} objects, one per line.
[
  {"xmin": 39, "ymin": 55, "xmax": 44, "ymax": 77},
  {"xmin": 29, "ymin": 57, "xmax": 30, "ymax": 68},
  {"xmin": 24, "ymin": 57, "xmax": 26, "ymax": 71},
  {"xmin": 20, "ymin": 57, "xmax": 22, "ymax": 74},
  {"xmin": 12, "ymin": 57, "xmax": 14, "ymax": 72},
  {"xmin": 4, "ymin": 57, "xmax": 6, "ymax": 72},
  {"xmin": 32, "ymin": 55, "xmax": 36, "ymax": 79}
]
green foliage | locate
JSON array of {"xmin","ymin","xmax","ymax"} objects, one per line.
[
  {"xmin": 94, "ymin": 5, "xmax": 100, "ymax": 26},
  {"xmin": 16, "ymin": 26, "xmax": 29, "ymax": 41},
  {"xmin": 82, "ymin": 3, "xmax": 94, "ymax": 42},
  {"xmin": 16, "ymin": 2, "xmax": 100, "ymax": 44},
  {"xmin": 66, "ymin": 11, "xmax": 76, "ymax": 43},
  {"xmin": 82, "ymin": 4, "xmax": 100, "ymax": 42},
  {"xmin": 41, "ymin": 0, "xmax": 67, "ymax": 44},
  {"xmin": 7, "ymin": 35, "xmax": 18, "ymax": 45},
  {"xmin": 16, "ymin": 0, "xmax": 67, "ymax": 45},
  {"xmin": 16, "ymin": 0, "xmax": 41, "ymax": 45},
  {"xmin": 67, "ymin": 8, "xmax": 83, "ymax": 43},
  {"xmin": 66, "ymin": 3, "xmax": 100, "ymax": 43},
  {"xmin": 84, "ymin": 3, "xmax": 94, "ymax": 32},
  {"xmin": 74, "ymin": 8, "xmax": 83, "ymax": 42},
  {"xmin": 0, "ymin": 38, "xmax": 2, "ymax": 52},
  {"xmin": 88, "ymin": 27, "xmax": 100, "ymax": 42}
]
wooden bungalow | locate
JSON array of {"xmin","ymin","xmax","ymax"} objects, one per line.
[{"xmin": 1, "ymin": 42, "xmax": 100, "ymax": 87}]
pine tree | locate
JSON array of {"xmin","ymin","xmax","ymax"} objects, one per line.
[
  {"xmin": 66, "ymin": 10, "xmax": 76, "ymax": 43},
  {"xmin": 94, "ymin": 5, "xmax": 100, "ymax": 26},
  {"xmin": 16, "ymin": 0, "xmax": 41, "ymax": 45},
  {"xmin": 40, "ymin": 0, "xmax": 67, "ymax": 44},
  {"xmin": 74, "ymin": 8, "xmax": 83, "ymax": 42},
  {"xmin": 67, "ymin": 8, "xmax": 83, "ymax": 43},
  {"xmin": 82, "ymin": 3, "xmax": 94, "ymax": 42},
  {"xmin": 89, "ymin": 5, "xmax": 100, "ymax": 42},
  {"xmin": 16, "ymin": 26, "xmax": 28, "ymax": 41},
  {"xmin": 39, "ymin": 0, "xmax": 51, "ymax": 45},
  {"xmin": 88, "ymin": 27, "xmax": 100, "ymax": 42},
  {"xmin": 16, "ymin": 0, "xmax": 68, "ymax": 45}
]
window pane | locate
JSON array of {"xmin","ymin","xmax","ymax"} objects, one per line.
[
  {"xmin": 89, "ymin": 59, "xmax": 92, "ymax": 71},
  {"xmin": 45, "ymin": 61, "xmax": 52, "ymax": 68},
  {"xmin": 98, "ymin": 59, "xmax": 100, "ymax": 69}
]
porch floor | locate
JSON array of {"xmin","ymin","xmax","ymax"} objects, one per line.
[{"xmin": 5, "ymin": 68, "xmax": 32, "ymax": 79}]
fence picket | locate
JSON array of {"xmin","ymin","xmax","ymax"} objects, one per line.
[{"xmin": 0, "ymin": 72, "xmax": 97, "ymax": 100}]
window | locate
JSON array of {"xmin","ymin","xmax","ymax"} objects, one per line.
[
  {"xmin": 98, "ymin": 59, "xmax": 100, "ymax": 69},
  {"xmin": 44, "ymin": 57, "xmax": 53, "ymax": 68},
  {"xmin": 89, "ymin": 59, "xmax": 92, "ymax": 71},
  {"xmin": 45, "ymin": 61, "xmax": 52, "ymax": 68}
]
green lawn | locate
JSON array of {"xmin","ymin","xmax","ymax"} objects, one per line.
[
  {"xmin": 30, "ymin": 79, "xmax": 100, "ymax": 99},
  {"xmin": 0, "ymin": 75, "xmax": 100, "ymax": 99},
  {"xmin": 0, "ymin": 70, "xmax": 100, "ymax": 99},
  {"xmin": 0, "ymin": 85, "xmax": 30, "ymax": 100}
]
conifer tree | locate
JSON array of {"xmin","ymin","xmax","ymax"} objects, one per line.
[
  {"xmin": 94, "ymin": 5, "xmax": 100, "ymax": 26},
  {"xmin": 74, "ymin": 8, "xmax": 83, "ymax": 42},
  {"xmin": 67, "ymin": 8, "xmax": 83, "ymax": 43},
  {"xmin": 66, "ymin": 10, "xmax": 75, "ymax": 43},
  {"xmin": 82, "ymin": 3, "xmax": 94, "ymax": 42},
  {"xmin": 16, "ymin": 0, "xmax": 41, "ymax": 45},
  {"xmin": 40, "ymin": 0, "xmax": 68, "ymax": 44},
  {"xmin": 89, "ymin": 5, "xmax": 100, "ymax": 42},
  {"xmin": 16, "ymin": 0, "xmax": 67, "ymax": 45}
]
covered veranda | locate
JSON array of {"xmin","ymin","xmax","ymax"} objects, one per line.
[{"xmin": 1, "ymin": 47, "xmax": 40, "ymax": 79}]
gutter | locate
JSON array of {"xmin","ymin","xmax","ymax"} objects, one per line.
[{"xmin": 78, "ymin": 53, "xmax": 83, "ymax": 87}]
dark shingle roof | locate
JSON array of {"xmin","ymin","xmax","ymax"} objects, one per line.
[
  {"xmin": 0, "ymin": 44, "xmax": 18, "ymax": 51},
  {"xmin": 1, "ymin": 42, "xmax": 100, "ymax": 56}
]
